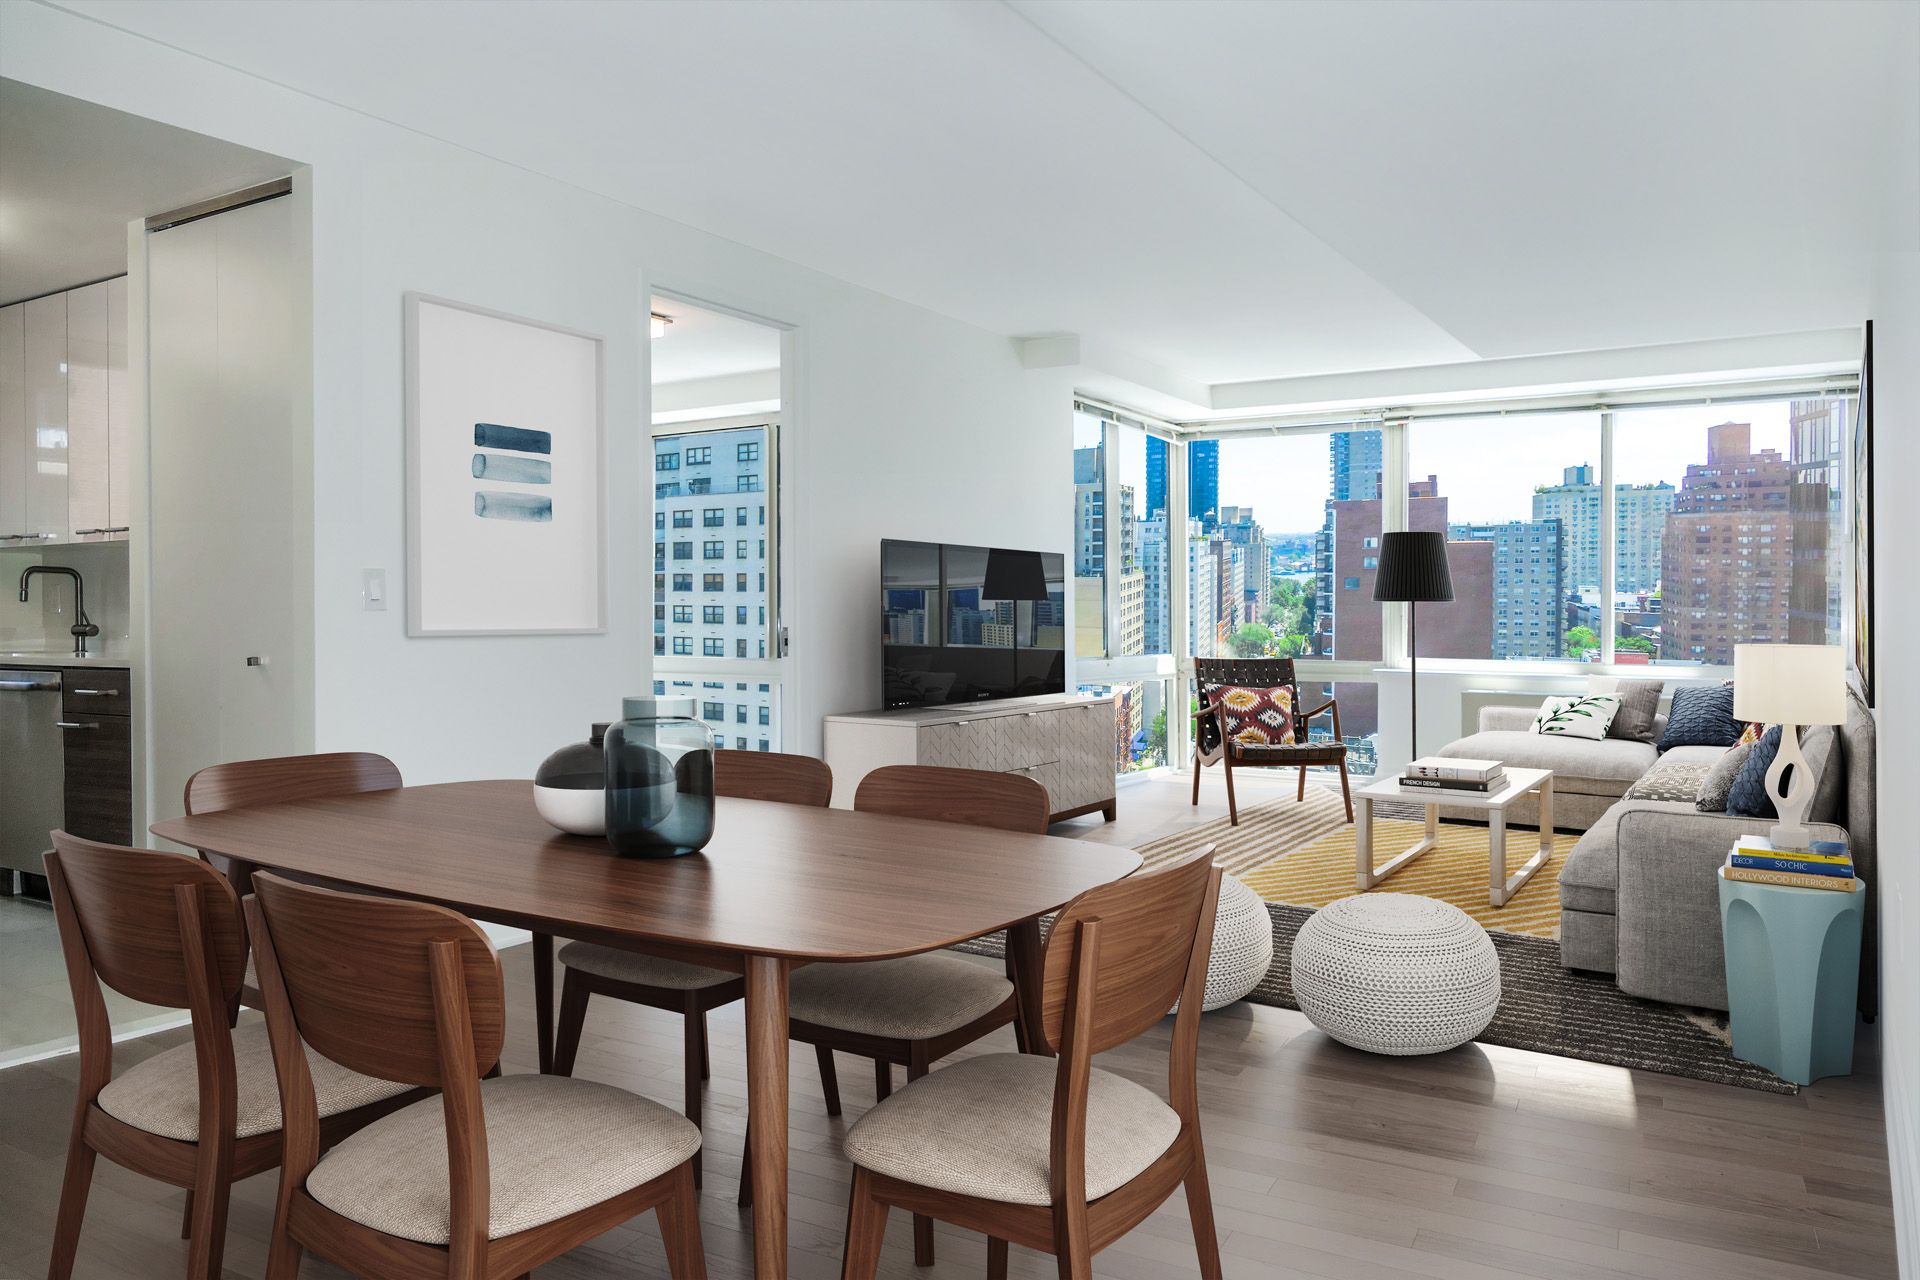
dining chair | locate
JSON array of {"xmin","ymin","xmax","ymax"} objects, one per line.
[
  {"xmin": 42, "ymin": 832, "xmax": 418, "ymax": 1280},
  {"xmin": 837, "ymin": 850, "xmax": 1224, "ymax": 1280},
  {"xmin": 551, "ymin": 748, "xmax": 832, "ymax": 1188},
  {"xmin": 183, "ymin": 751, "xmax": 404, "ymax": 1008},
  {"xmin": 247, "ymin": 871, "xmax": 708, "ymax": 1280},
  {"xmin": 767, "ymin": 763, "xmax": 1050, "ymax": 1264}
]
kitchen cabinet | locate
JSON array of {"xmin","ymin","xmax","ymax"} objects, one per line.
[
  {"xmin": 61, "ymin": 666, "xmax": 132, "ymax": 846},
  {"xmin": 0, "ymin": 279, "xmax": 131, "ymax": 547}
]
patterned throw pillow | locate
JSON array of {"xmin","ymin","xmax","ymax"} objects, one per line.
[
  {"xmin": 1657, "ymin": 683, "xmax": 1743, "ymax": 751},
  {"xmin": 1735, "ymin": 719, "xmax": 1772, "ymax": 747},
  {"xmin": 1531, "ymin": 694, "xmax": 1621, "ymax": 740},
  {"xmin": 1726, "ymin": 725, "xmax": 1784, "ymax": 818},
  {"xmin": 1213, "ymin": 685, "xmax": 1296, "ymax": 748},
  {"xmin": 1695, "ymin": 738, "xmax": 1758, "ymax": 812}
]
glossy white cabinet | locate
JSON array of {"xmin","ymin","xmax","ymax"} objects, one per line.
[{"xmin": 0, "ymin": 279, "xmax": 131, "ymax": 546}]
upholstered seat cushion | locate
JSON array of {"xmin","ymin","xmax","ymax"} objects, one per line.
[
  {"xmin": 306, "ymin": 1074, "xmax": 700, "ymax": 1244},
  {"xmin": 844, "ymin": 1053, "xmax": 1181, "ymax": 1205},
  {"xmin": 559, "ymin": 940, "xmax": 735, "ymax": 990},
  {"xmin": 95, "ymin": 1019, "xmax": 412, "ymax": 1142},
  {"xmin": 1558, "ymin": 797, "xmax": 1701, "ymax": 914},
  {"xmin": 787, "ymin": 953, "xmax": 1012, "ymax": 1040},
  {"xmin": 1439, "ymin": 730, "xmax": 1657, "ymax": 797}
]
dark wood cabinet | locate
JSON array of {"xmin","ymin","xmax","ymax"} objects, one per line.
[{"xmin": 62, "ymin": 670, "xmax": 132, "ymax": 846}]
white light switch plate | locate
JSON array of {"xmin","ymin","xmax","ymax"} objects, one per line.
[{"xmin": 362, "ymin": 568, "xmax": 387, "ymax": 611}]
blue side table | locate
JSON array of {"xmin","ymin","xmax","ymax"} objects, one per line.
[{"xmin": 1717, "ymin": 866, "xmax": 1866, "ymax": 1085}]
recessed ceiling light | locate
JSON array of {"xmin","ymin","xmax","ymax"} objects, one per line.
[{"xmin": 651, "ymin": 312, "xmax": 673, "ymax": 339}]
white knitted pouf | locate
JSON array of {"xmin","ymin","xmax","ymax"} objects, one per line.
[
  {"xmin": 1200, "ymin": 875, "xmax": 1274, "ymax": 1011},
  {"xmin": 1290, "ymin": 894, "xmax": 1500, "ymax": 1055}
]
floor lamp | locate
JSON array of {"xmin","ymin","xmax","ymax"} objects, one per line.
[{"xmin": 1373, "ymin": 531, "xmax": 1454, "ymax": 763}]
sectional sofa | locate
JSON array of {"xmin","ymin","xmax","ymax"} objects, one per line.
[{"xmin": 1436, "ymin": 687, "xmax": 1877, "ymax": 1012}]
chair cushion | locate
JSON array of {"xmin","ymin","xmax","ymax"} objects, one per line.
[
  {"xmin": 787, "ymin": 953, "xmax": 1012, "ymax": 1040},
  {"xmin": 1438, "ymin": 730, "xmax": 1656, "ymax": 796},
  {"xmin": 559, "ymin": 940, "xmax": 735, "ymax": 990},
  {"xmin": 96, "ymin": 1019, "xmax": 412, "ymax": 1142},
  {"xmin": 844, "ymin": 1053, "xmax": 1181, "ymax": 1206},
  {"xmin": 306, "ymin": 1074, "xmax": 700, "ymax": 1244},
  {"xmin": 1212, "ymin": 684, "xmax": 1296, "ymax": 747}
]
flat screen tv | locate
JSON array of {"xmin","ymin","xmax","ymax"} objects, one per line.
[{"xmin": 881, "ymin": 539, "xmax": 1067, "ymax": 709}]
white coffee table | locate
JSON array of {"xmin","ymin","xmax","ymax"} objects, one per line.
[{"xmin": 1355, "ymin": 767, "xmax": 1554, "ymax": 908}]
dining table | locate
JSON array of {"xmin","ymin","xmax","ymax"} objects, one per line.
[{"xmin": 151, "ymin": 778, "xmax": 1142, "ymax": 1280}]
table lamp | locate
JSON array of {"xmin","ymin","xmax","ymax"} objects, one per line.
[
  {"xmin": 1732, "ymin": 643, "xmax": 1846, "ymax": 851},
  {"xmin": 1372, "ymin": 531, "xmax": 1453, "ymax": 761}
]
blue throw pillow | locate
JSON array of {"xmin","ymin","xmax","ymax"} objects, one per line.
[
  {"xmin": 1658, "ymin": 683, "xmax": 1742, "ymax": 752},
  {"xmin": 1726, "ymin": 725, "xmax": 1783, "ymax": 818}
]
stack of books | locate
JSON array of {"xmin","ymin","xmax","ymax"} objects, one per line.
[
  {"xmin": 1723, "ymin": 835, "xmax": 1857, "ymax": 892},
  {"xmin": 1401, "ymin": 758, "xmax": 1507, "ymax": 793}
]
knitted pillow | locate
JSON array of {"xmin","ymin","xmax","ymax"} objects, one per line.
[
  {"xmin": 1531, "ymin": 694, "xmax": 1621, "ymax": 740},
  {"xmin": 1658, "ymin": 683, "xmax": 1743, "ymax": 751},
  {"xmin": 1726, "ymin": 725, "xmax": 1784, "ymax": 818},
  {"xmin": 1213, "ymin": 685, "xmax": 1295, "ymax": 747},
  {"xmin": 1695, "ymin": 739, "xmax": 1758, "ymax": 812}
]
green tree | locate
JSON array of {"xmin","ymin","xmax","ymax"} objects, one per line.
[
  {"xmin": 1231, "ymin": 623, "xmax": 1276, "ymax": 658},
  {"xmin": 1146, "ymin": 707, "xmax": 1168, "ymax": 762},
  {"xmin": 1617, "ymin": 635, "xmax": 1655, "ymax": 654},
  {"xmin": 1564, "ymin": 625, "xmax": 1599, "ymax": 658}
]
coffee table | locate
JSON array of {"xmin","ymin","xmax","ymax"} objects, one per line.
[{"xmin": 1355, "ymin": 767, "xmax": 1554, "ymax": 908}]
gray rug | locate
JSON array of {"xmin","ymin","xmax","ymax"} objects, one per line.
[{"xmin": 960, "ymin": 902, "xmax": 1795, "ymax": 1094}]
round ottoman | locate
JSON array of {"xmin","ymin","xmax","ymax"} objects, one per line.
[
  {"xmin": 1200, "ymin": 875, "xmax": 1274, "ymax": 1011},
  {"xmin": 1290, "ymin": 894, "xmax": 1500, "ymax": 1055}
]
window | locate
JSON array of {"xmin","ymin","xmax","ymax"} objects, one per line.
[
  {"xmin": 704, "ymin": 638, "xmax": 724, "ymax": 656},
  {"xmin": 736, "ymin": 606, "xmax": 748, "ymax": 624},
  {"xmin": 689, "ymin": 478, "xmax": 711, "ymax": 494},
  {"xmin": 1614, "ymin": 399, "xmax": 1848, "ymax": 664},
  {"xmin": 673, "ymin": 637, "xmax": 693, "ymax": 655},
  {"xmin": 739, "ymin": 474, "xmax": 760, "ymax": 492},
  {"xmin": 673, "ymin": 605, "xmax": 693, "ymax": 623},
  {"xmin": 704, "ymin": 540, "xmax": 724, "ymax": 559},
  {"xmin": 737, "ymin": 507, "xmax": 748, "ymax": 526},
  {"xmin": 654, "ymin": 512, "xmax": 664, "ymax": 530},
  {"xmin": 737, "ymin": 540, "xmax": 749, "ymax": 558},
  {"xmin": 656, "ymin": 452, "xmax": 680, "ymax": 471},
  {"xmin": 672, "ymin": 573, "xmax": 693, "ymax": 591},
  {"xmin": 1409, "ymin": 412, "xmax": 1600, "ymax": 662},
  {"xmin": 704, "ymin": 508, "xmax": 724, "ymax": 527},
  {"xmin": 738, "ymin": 442, "xmax": 760, "ymax": 462},
  {"xmin": 736, "ymin": 704, "xmax": 747, "ymax": 724},
  {"xmin": 759, "ymin": 707, "xmax": 770, "ymax": 726},
  {"xmin": 655, "ymin": 483, "xmax": 678, "ymax": 499},
  {"xmin": 737, "ymin": 639, "xmax": 749, "ymax": 657},
  {"xmin": 673, "ymin": 510, "xmax": 693, "ymax": 528},
  {"xmin": 686, "ymin": 446, "xmax": 711, "ymax": 465},
  {"xmin": 703, "ymin": 605, "xmax": 724, "ymax": 624},
  {"xmin": 703, "ymin": 573, "xmax": 724, "ymax": 592},
  {"xmin": 702, "ymin": 701, "xmax": 724, "ymax": 721},
  {"xmin": 736, "ymin": 573, "xmax": 748, "ymax": 592},
  {"xmin": 673, "ymin": 541, "xmax": 692, "ymax": 560}
]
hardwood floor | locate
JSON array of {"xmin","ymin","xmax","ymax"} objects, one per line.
[{"xmin": 0, "ymin": 772, "xmax": 1895, "ymax": 1279}]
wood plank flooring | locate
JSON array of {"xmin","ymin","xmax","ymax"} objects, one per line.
[{"xmin": 0, "ymin": 772, "xmax": 1895, "ymax": 1279}]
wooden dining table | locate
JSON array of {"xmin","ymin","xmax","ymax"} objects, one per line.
[{"xmin": 151, "ymin": 778, "xmax": 1141, "ymax": 1280}]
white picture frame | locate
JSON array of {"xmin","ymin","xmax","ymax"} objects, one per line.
[{"xmin": 404, "ymin": 293, "xmax": 608, "ymax": 636}]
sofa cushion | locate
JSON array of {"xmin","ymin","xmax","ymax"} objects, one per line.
[
  {"xmin": 1696, "ymin": 740, "xmax": 1756, "ymax": 812},
  {"xmin": 1726, "ymin": 725, "xmax": 1783, "ymax": 818},
  {"xmin": 1658, "ymin": 683, "xmax": 1742, "ymax": 751},
  {"xmin": 1589, "ymin": 676, "xmax": 1664, "ymax": 743},
  {"xmin": 1558, "ymin": 798, "xmax": 1700, "ymax": 914},
  {"xmin": 1623, "ymin": 760, "xmax": 1713, "ymax": 804},
  {"xmin": 1439, "ymin": 730, "xmax": 1656, "ymax": 797},
  {"xmin": 1531, "ymin": 694, "xmax": 1622, "ymax": 740}
]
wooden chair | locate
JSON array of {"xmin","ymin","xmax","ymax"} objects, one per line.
[
  {"xmin": 769, "ymin": 763, "xmax": 1051, "ymax": 1264},
  {"xmin": 1190, "ymin": 656, "xmax": 1354, "ymax": 825},
  {"xmin": 246, "ymin": 872, "xmax": 708, "ymax": 1280},
  {"xmin": 837, "ymin": 851, "xmax": 1224, "ymax": 1280},
  {"xmin": 551, "ymin": 749, "xmax": 832, "ymax": 1187},
  {"xmin": 42, "ymin": 832, "xmax": 417, "ymax": 1280},
  {"xmin": 183, "ymin": 752, "xmax": 404, "ymax": 1008}
]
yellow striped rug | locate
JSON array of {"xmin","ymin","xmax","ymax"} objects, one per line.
[{"xmin": 1137, "ymin": 789, "xmax": 1574, "ymax": 939}]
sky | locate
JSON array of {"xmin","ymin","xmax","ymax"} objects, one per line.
[{"xmin": 1187, "ymin": 400, "xmax": 1815, "ymax": 535}]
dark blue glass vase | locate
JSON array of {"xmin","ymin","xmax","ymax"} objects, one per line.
[{"xmin": 604, "ymin": 696, "xmax": 715, "ymax": 857}]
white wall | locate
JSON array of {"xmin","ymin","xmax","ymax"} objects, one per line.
[
  {"xmin": 2, "ymin": 5, "xmax": 1073, "ymax": 796},
  {"xmin": 1870, "ymin": 250, "xmax": 1919, "ymax": 1279}
]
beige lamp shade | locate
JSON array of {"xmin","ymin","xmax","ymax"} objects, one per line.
[{"xmin": 1733, "ymin": 644, "xmax": 1846, "ymax": 725}]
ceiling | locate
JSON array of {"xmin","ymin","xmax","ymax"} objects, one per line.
[
  {"xmin": 0, "ymin": 78, "xmax": 294, "ymax": 304},
  {"xmin": 649, "ymin": 296, "xmax": 780, "ymax": 386},
  {"xmin": 38, "ymin": 0, "xmax": 1920, "ymax": 387}
]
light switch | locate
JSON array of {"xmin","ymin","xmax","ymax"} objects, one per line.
[{"xmin": 363, "ymin": 568, "xmax": 387, "ymax": 611}]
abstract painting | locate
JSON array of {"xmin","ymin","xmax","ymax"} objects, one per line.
[{"xmin": 406, "ymin": 294, "xmax": 606, "ymax": 635}]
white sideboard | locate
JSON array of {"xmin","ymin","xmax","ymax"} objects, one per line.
[{"xmin": 823, "ymin": 694, "xmax": 1117, "ymax": 822}]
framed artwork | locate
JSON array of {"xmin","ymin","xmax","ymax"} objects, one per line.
[
  {"xmin": 1850, "ymin": 320, "xmax": 1873, "ymax": 706},
  {"xmin": 405, "ymin": 294, "xmax": 607, "ymax": 636}
]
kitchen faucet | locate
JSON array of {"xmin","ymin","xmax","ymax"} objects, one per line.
[{"xmin": 18, "ymin": 566, "xmax": 100, "ymax": 657}]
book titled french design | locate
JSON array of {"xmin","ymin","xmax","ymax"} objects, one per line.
[
  {"xmin": 1407, "ymin": 757, "xmax": 1505, "ymax": 782},
  {"xmin": 1399, "ymin": 775, "xmax": 1500, "ymax": 793}
]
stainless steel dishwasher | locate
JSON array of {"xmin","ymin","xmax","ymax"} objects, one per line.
[{"xmin": 0, "ymin": 668, "xmax": 65, "ymax": 889}]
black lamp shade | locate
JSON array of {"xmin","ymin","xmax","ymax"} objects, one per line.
[
  {"xmin": 983, "ymin": 547, "xmax": 1049, "ymax": 602},
  {"xmin": 1372, "ymin": 531, "xmax": 1453, "ymax": 603}
]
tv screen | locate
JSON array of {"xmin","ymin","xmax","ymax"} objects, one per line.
[{"xmin": 881, "ymin": 539, "xmax": 1066, "ymax": 709}]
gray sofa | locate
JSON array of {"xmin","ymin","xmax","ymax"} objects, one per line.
[
  {"xmin": 1440, "ymin": 690, "xmax": 1878, "ymax": 1014},
  {"xmin": 1437, "ymin": 706, "xmax": 1671, "ymax": 830}
]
